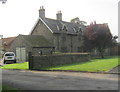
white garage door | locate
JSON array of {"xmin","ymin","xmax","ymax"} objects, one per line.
[{"xmin": 16, "ymin": 47, "xmax": 26, "ymax": 62}]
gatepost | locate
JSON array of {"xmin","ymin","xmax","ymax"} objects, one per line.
[{"xmin": 28, "ymin": 52, "xmax": 33, "ymax": 70}]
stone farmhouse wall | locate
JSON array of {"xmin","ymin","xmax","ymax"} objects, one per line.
[
  {"xmin": 53, "ymin": 33, "xmax": 83, "ymax": 52},
  {"xmin": 31, "ymin": 20, "xmax": 83, "ymax": 53},
  {"xmin": 31, "ymin": 20, "xmax": 54, "ymax": 44},
  {"xmin": 29, "ymin": 53, "xmax": 90, "ymax": 70}
]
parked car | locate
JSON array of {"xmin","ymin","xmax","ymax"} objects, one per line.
[{"xmin": 3, "ymin": 52, "xmax": 16, "ymax": 64}]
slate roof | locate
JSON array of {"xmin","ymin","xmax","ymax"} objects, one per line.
[
  {"xmin": 18, "ymin": 35, "xmax": 53, "ymax": 47},
  {"xmin": 31, "ymin": 17, "xmax": 85, "ymax": 35},
  {"xmin": 45, "ymin": 18, "xmax": 83, "ymax": 34}
]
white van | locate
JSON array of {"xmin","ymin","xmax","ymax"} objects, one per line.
[{"xmin": 3, "ymin": 52, "xmax": 16, "ymax": 64}]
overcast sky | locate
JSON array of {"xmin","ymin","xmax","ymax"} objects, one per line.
[{"xmin": 0, "ymin": 0, "xmax": 119, "ymax": 38}]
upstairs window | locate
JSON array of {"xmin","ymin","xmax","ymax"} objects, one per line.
[
  {"xmin": 73, "ymin": 28, "xmax": 78, "ymax": 33},
  {"xmin": 62, "ymin": 24, "xmax": 68, "ymax": 31},
  {"xmin": 78, "ymin": 36, "xmax": 82, "ymax": 41},
  {"xmin": 62, "ymin": 36, "xmax": 66, "ymax": 42}
]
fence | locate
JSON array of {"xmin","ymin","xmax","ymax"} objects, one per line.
[{"xmin": 28, "ymin": 52, "xmax": 90, "ymax": 70}]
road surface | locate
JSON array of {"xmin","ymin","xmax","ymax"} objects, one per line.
[{"xmin": 2, "ymin": 69, "xmax": 119, "ymax": 90}]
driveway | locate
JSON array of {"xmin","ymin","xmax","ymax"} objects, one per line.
[{"xmin": 2, "ymin": 69, "xmax": 118, "ymax": 90}]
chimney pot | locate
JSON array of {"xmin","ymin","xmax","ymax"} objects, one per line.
[
  {"xmin": 56, "ymin": 10, "xmax": 62, "ymax": 21},
  {"xmin": 39, "ymin": 6, "xmax": 45, "ymax": 19}
]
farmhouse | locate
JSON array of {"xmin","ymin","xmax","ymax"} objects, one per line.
[
  {"xmin": 0, "ymin": 6, "xmax": 118, "ymax": 62},
  {"xmin": 30, "ymin": 6, "xmax": 86, "ymax": 53},
  {"xmin": 1, "ymin": 37, "xmax": 16, "ymax": 52}
]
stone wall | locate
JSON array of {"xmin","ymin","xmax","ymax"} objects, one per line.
[
  {"xmin": 29, "ymin": 53, "xmax": 90, "ymax": 70},
  {"xmin": 31, "ymin": 20, "xmax": 54, "ymax": 44}
]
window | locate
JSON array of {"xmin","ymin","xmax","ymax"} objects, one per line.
[
  {"xmin": 62, "ymin": 25, "xmax": 67, "ymax": 31},
  {"xmin": 77, "ymin": 47, "xmax": 83, "ymax": 52},
  {"xmin": 73, "ymin": 28, "xmax": 78, "ymax": 33},
  {"xmin": 78, "ymin": 37, "xmax": 82, "ymax": 41},
  {"xmin": 61, "ymin": 47, "xmax": 67, "ymax": 52},
  {"xmin": 5, "ymin": 53, "xmax": 14, "ymax": 56},
  {"xmin": 35, "ymin": 30, "xmax": 38, "ymax": 33},
  {"xmin": 62, "ymin": 36, "xmax": 66, "ymax": 41},
  {"xmin": 79, "ymin": 27, "xmax": 82, "ymax": 32}
]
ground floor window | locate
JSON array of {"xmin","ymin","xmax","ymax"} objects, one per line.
[
  {"xmin": 77, "ymin": 47, "xmax": 83, "ymax": 52},
  {"xmin": 61, "ymin": 47, "xmax": 67, "ymax": 52}
]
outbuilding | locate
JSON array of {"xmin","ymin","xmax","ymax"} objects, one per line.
[{"xmin": 10, "ymin": 35, "xmax": 54, "ymax": 62}]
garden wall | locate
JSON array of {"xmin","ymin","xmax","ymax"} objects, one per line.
[{"xmin": 29, "ymin": 53, "xmax": 90, "ymax": 70}]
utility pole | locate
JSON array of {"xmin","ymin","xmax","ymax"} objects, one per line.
[{"xmin": 0, "ymin": 35, "xmax": 3, "ymax": 59}]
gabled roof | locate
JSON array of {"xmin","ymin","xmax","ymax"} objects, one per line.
[
  {"xmin": 2, "ymin": 37, "xmax": 16, "ymax": 49},
  {"xmin": 30, "ymin": 17, "xmax": 85, "ymax": 35}
]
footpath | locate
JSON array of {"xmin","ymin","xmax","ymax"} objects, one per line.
[{"xmin": 107, "ymin": 65, "xmax": 120, "ymax": 74}]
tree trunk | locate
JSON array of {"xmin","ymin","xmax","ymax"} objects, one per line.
[{"xmin": 100, "ymin": 51, "xmax": 104, "ymax": 59}]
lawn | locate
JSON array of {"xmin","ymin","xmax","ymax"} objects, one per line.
[
  {"xmin": 0, "ymin": 56, "xmax": 119, "ymax": 72},
  {"xmin": 40, "ymin": 56, "xmax": 119, "ymax": 72},
  {"xmin": 0, "ymin": 62, "xmax": 28, "ymax": 70}
]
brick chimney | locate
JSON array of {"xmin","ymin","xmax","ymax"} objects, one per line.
[
  {"xmin": 39, "ymin": 6, "xmax": 45, "ymax": 19},
  {"xmin": 56, "ymin": 11, "xmax": 62, "ymax": 21}
]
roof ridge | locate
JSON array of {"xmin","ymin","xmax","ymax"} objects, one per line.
[
  {"xmin": 45, "ymin": 17, "xmax": 82, "ymax": 27},
  {"xmin": 30, "ymin": 17, "xmax": 85, "ymax": 35},
  {"xmin": 45, "ymin": 17, "xmax": 72, "ymax": 24}
]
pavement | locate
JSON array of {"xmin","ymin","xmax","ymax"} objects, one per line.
[
  {"xmin": 107, "ymin": 65, "xmax": 120, "ymax": 74},
  {"xmin": 0, "ymin": 58, "xmax": 3, "ymax": 66}
]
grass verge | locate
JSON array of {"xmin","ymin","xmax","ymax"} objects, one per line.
[
  {"xmin": 2, "ymin": 85, "xmax": 24, "ymax": 92},
  {"xmin": 2, "ymin": 85, "xmax": 18, "ymax": 90},
  {"xmin": 0, "ymin": 62, "xmax": 28, "ymax": 70}
]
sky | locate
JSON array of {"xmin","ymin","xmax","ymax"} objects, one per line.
[{"xmin": 0, "ymin": 0, "xmax": 119, "ymax": 39}]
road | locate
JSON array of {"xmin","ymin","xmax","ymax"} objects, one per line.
[{"xmin": 2, "ymin": 69, "xmax": 119, "ymax": 90}]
